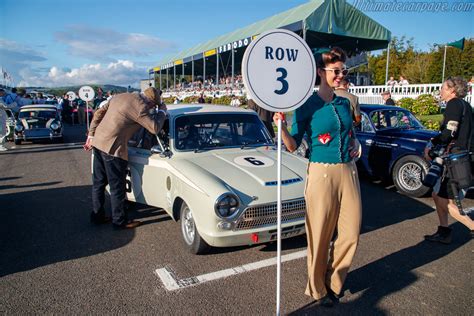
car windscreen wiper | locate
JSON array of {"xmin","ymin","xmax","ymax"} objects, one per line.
[{"xmin": 240, "ymin": 139, "xmax": 273, "ymax": 149}]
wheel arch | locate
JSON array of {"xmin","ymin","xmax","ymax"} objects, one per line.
[{"xmin": 172, "ymin": 197, "xmax": 184, "ymax": 221}]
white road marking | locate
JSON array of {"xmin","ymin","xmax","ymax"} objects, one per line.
[{"xmin": 155, "ymin": 249, "xmax": 307, "ymax": 291}]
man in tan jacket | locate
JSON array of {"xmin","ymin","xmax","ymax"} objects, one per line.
[
  {"xmin": 84, "ymin": 87, "xmax": 167, "ymax": 229},
  {"xmin": 334, "ymin": 78, "xmax": 361, "ymax": 126}
]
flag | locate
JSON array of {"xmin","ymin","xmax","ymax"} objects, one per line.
[{"xmin": 446, "ymin": 38, "xmax": 464, "ymax": 50}]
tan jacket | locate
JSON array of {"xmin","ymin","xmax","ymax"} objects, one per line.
[
  {"xmin": 89, "ymin": 93, "xmax": 166, "ymax": 161},
  {"xmin": 334, "ymin": 88, "xmax": 361, "ymax": 124}
]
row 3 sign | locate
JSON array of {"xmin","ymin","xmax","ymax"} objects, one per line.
[{"xmin": 242, "ymin": 29, "xmax": 316, "ymax": 112}]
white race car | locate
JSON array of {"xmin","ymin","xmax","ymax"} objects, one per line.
[{"xmin": 124, "ymin": 104, "xmax": 308, "ymax": 254}]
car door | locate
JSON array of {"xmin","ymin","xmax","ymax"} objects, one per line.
[
  {"xmin": 367, "ymin": 110, "xmax": 397, "ymax": 177},
  {"xmin": 355, "ymin": 112, "xmax": 375, "ymax": 174},
  {"xmin": 127, "ymin": 121, "xmax": 172, "ymax": 210}
]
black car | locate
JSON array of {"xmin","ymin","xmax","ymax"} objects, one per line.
[
  {"xmin": 14, "ymin": 105, "xmax": 63, "ymax": 145},
  {"xmin": 355, "ymin": 104, "xmax": 439, "ymax": 197}
]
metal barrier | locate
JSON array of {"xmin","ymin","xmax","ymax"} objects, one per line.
[{"xmin": 163, "ymin": 83, "xmax": 474, "ymax": 106}]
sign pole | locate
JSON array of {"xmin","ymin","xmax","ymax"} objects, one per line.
[
  {"xmin": 241, "ymin": 29, "xmax": 316, "ymax": 316},
  {"xmin": 86, "ymin": 101, "xmax": 90, "ymax": 131},
  {"xmin": 276, "ymin": 118, "xmax": 282, "ymax": 316}
]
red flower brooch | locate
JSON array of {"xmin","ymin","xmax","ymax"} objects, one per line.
[{"xmin": 318, "ymin": 133, "xmax": 332, "ymax": 144}]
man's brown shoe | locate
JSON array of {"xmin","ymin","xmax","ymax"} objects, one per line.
[{"xmin": 113, "ymin": 220, "xmax": 141, "ymax": 230}]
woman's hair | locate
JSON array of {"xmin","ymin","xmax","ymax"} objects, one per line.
[
  {"xmin": 314, "ymin": 47, "xmax": 347, "ymax": 85},
  {"xmin": 445, "ymin": 76, "xmax": 469, "ymax": 98},
  {"xmin": 315, "ymin": 47, "xmax": 347, "ymax": 69}
]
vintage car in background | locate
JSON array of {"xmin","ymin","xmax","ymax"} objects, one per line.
[
  {"xmin": 295, "ymin": 105, "xmax": 439, "ymax": 197},
  {"xmin": 355, "ymin": 105, "xmax": 439, "ymax": 197},
  {"xmin": 120, "ymin": 104, "xmax": 308, "ymax": 254},
  {"xmin": 14, "ymin": 105, "xmax": 63, "ymax": 145}
]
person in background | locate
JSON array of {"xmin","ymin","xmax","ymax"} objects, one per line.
[
  {"xmin": 3, "ymin": 87, "xmax": 19, "ymax": 105},
  {"xmin": 386, "ymin": 76, "xmax": 398, "ymax": 88},
  {"xmin": 0, "ymin": 101, "xmax": 9, "ymax": 151},
  {"xmin": 77, "ymin": 98, "xmax": 86, "ymax": 125},
  {"xmin": 230, "ymin": 95, "xmax": 241, "ymax": 107},
  {"xmin": 334, "ymin": 78, "xmax": 361, "ymax": 126},
  {"xmin": 381, "ymin": 91, "xmax": 396, "ymax": 105},
  {"xmin": 247, "ymin": 99, "xmax": 275, "ymax": 138},
  {"xmin": 198, "ymin": 93, "xmax": 205, "ymax": 104},
  {"xmin": 83, "ymin": 87, "xmax": 167, "ymax": 229},
  {"xmin": 423, "ymin": 76, "xmax": 473, "ymax": 244},
  {"xmin": 398, "ymin": 75, "xmax": 409, "ymax": 86},
  {"xmin": 274, "ymin": 47, "xmax": 362, "ymax": 307},
  {"xmin": 93, "ymin": 88, "xmax": 106, "ymax": 110}
]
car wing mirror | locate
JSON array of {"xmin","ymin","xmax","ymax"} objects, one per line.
[
  {"xmin": 151, "ymin": 145, "xmax": 173, "ymax": 158},
  {"xmin": 151, "ymin": 145, "xmax": 162, "ymax": 154}
]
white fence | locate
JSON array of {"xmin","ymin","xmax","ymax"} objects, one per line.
[
  {"xmin": 164, "ymin": 83, "xmax": 474, "ymax": 107},
  {"xmin": 346, "ymin": 83, "xmax": 473, "ymax": 106}
]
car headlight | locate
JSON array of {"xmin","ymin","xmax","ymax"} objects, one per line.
[
  {"xmin": 50, "ymin": 122, "xmax": 60, "ymax": 130},
  {"xmin": 214, "ymin": 193, "xmax": 240, "ymax": 218},
  {"xmin": 15, "ymin": 124, "xmax": 24, "ymax": 132}
]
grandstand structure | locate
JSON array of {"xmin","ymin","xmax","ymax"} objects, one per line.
[{"xmin": 149, "ymin": 0, "xmax": 390, "ymax": 92}]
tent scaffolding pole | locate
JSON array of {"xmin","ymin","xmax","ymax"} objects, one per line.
[
  {"xmin": 204, "ymin": 56, "xmax": 206, "ymax": 88},
  {"xmin": 173, "ymin": 65, "xmax": 176, "ymax": 90},
  {"xmin": 385, "ymin": 43, "xmax": 390, "ymax": 85},
  {"xmin": 231, "ymin": 48, "xmax": 235, "ymax": 89},
  {"xmin": 192, "ymin": 57, "xmax": 194, "ymax": 89},
  {"xmin": 216, "ymin": 52, "xmax": 219, "ymax": 88}
]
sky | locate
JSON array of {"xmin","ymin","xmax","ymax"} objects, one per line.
[{"xmin": 0, "ymin": 0, "xmax": 472, "ymax": 88}]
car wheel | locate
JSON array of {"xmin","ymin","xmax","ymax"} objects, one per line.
[
  {"xmin": 180, "ymin": 202, "xmax": 209, "ymax": 255},
  {"xmin": 14, "ymin": 139, "xmax": 21, "ymax": 145},
  {"xmin": 392, "ymin": 155, "xmax": 430, "ymax": 197}
]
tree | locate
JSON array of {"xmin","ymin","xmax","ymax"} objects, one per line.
[{"xmin": 368, "ymin": 37, "xmax": 473, "ymax": 85}]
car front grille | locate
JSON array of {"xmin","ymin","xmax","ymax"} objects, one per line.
[{"xmin": 234, "ymin": 198, "xmax": 306, "ymax": 231}]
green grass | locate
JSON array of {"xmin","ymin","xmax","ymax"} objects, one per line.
[{"xmin": 417, "ymin": 114, "xmax": 443, "ymax": 123}]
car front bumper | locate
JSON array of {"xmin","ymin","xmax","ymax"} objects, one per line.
[{"xmin": 201, "ymin": 220, "xmax": 306, "ymax": 247}]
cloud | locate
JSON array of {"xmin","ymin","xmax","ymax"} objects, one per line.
[
  {"xmin": 0, "ymin": 38, "xmax": 47, "ymax": 75},
  {"xmin": 18, "ymin": 60, "xmax": 148, "ymax": 88},
  {"xmin": 54, "ymin": 25, "xmax": 176, "ymax": 61}
]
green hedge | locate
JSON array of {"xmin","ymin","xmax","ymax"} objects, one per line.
[
  {"xmin": 164, "ymin": 95, "xmax": 248, "ymax": 106},
  {"xmin": 397, "ymin": 94, "xmax": 440, "ymax": 116},
  {"xmin": 419, "ymin": 119, "xmax": 441, "ymax": 131}
]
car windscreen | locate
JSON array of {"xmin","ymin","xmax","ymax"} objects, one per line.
[
  {"xmin": 370, "ymin": 110, "xmax": 424, "ymax": 130},
  {"xmin": 175, "ymin": 113, "xmax": 273, "ymax": 151},
  {"xmin": 19, "ymin": 109, "xmax": 57, "ymax": 120}
]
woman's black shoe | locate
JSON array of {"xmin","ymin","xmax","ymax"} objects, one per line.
[
  {"xmin": 316, "ymin": 295, "xmax": 334, "ymax": 307},
  {"xmin": 326, "ymin": 288, "xmax": 341, "ymax": 304}
]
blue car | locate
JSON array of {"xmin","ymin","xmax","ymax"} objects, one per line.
[
  {"xmin": 293, "ymin": 104, "xmax": 439, "ymax": 197},
  {"xmin": 355, "ymin": 105, "xmax": 439, "ymax": 197}
]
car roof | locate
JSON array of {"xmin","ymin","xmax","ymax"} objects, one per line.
[
  {"xmin": 360, "ymin": 104, "xmax": 406, "ymax": 112},
  {"xmin": 167, "ymin": 104, "xmax": 255, "ymax": 117},
  {"xmin": 20, "ymin": 104, "xmax": 58, "ymax": 110}
]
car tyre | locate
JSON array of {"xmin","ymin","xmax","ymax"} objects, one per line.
[
  {"xmin": 14, "ymin": 139, "xmax": 21, "ymax": 145},
  {"xmin": 392, "ymin": 155, "xmax": 430, "ymax": 197},
  {"xmin": 180, "ymin": 201, "xmax": 209, "ymax": 255}
]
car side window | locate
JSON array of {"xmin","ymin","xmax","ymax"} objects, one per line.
[{"xmin": 356, "ymin": 113, "xmax": 375, "ymax": 133}]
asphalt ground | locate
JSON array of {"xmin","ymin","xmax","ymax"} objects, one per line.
[{"xmin": 0, "ymin": 124, "xmax": 472, "ymax": 315}]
